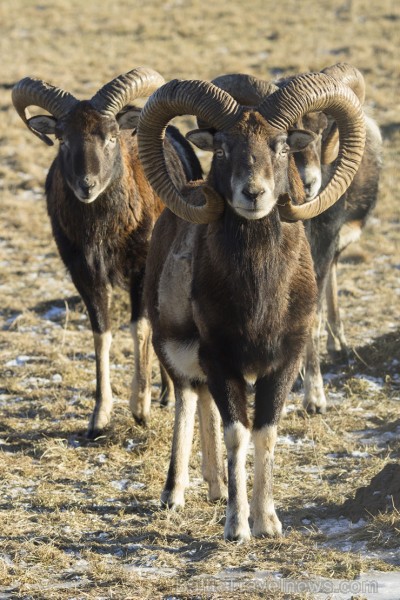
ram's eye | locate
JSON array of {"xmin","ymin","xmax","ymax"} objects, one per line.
[
  {"xmin": 276, "ymin": 141, "xmax": 289, "ymax": 156},
  {"xmin": 215, "ymin": 148, "xmax": 225, "ymax": 158}
]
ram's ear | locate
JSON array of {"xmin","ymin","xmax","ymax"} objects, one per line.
[
  {"xmin": 287, "ymin": 129, "xmax": 318, "ymax": 152},
  {"xmin": 321, "ymin": 121, "xmax": 339, "ymax": 164},
  {"xmin": 186, "ymin": 128, "xmax": 215, "ymax": 152},
  {"xmin": 27, "ymin": 115, "xmax": 57, "ymax": 135},
  {"xmin": 117, "ymin": 106, "xmax": 141, "ymax": 131}
]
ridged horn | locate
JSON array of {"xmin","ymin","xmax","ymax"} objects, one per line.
[
  {"xmin": 320, "ymin": 63, "xmax": 366, "ymax": 164},
  {"xmin": 197, "ymin": 73, "xmax": 278, "ymax": 128},
  {"xmin": 12, "ymin": 77, "xmax": 78, "ymax": 145},
  {"xmin": 258, "ymin": 71, "xmax": 366, "ymax": 220},
  {"xmin": 90, "ymin": 67, "xmax": 165, "ymax": 117},
  {"xmin": 322, "ymin": 63, "xmax": 366, "ymax": 104},
  {"xmin": 138, "ymin": 79, "xmax": 243, "ymax": 224}
]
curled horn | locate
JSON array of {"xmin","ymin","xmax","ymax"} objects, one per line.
[
  {"xmin": 320, "ymin": 63, "xmax": 366, "ymax": 164},
  {"xmin": 90, "ymin": 67, "xmax": 165, "ymax": 117},
  {"xmin": 322, "ymin": 63, "xmax": 365, "ymax": 104},
  {"xmin": 12, "ymin": 77, "xmax": 78, "ymax": 146},
  {"xmin": 12, "ymin": 68, "xmax": 165, "ymax": 146},
  {"xmin": 197, "ymin": 73, "xmax": 278, "ymax": 128},
  {"xmin": 138, "ymin": 79, "xmax": 243, "ymax": 224},
  {"xmin": 258, "ymin": 71, "xmax": 366, "ymax": 221}
]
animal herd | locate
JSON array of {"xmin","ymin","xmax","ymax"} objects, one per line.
[{"xmin": 12, "ymin": 62, "xmax": 382, "ymax": 542}]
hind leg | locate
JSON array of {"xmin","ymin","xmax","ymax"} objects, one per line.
[
  {"xmin": 197, "ymin": 385, "xmax": 227, "ymax": 502},
  {"xmin": 303, "ymin": 309, "xmax": 327, "ymax": 414},
  {"xmin": 129, "ymin": 269, "xmax": 153, "ymax": 426},
  {"xmin": 159, "ymin": 363, "xmax": 174, "ymax": 407},
  {"xmin": 161, "ymin": 384, "xmax": 198, "ymax": 509},
  {"xmin": 326, "ymin": 259, "xmax": 349, "ymax": 359}
]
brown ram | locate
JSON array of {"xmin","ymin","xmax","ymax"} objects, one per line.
[
  {"xmin": 137, "ymin": 72, "xmax": 365, "ymax": 540},
  {"xmin": 12, "ymin": 68, "xmax": 201, "ymax": 437},
  {"xmin": 206, "ymin": 64, "xmax": 382, "ymax": 413}
]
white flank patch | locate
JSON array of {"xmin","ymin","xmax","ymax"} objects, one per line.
[{"xmin": 163, "ymin": 339, "xmax": 206, "ymax": 381}]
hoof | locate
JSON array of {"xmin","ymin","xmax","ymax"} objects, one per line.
[
  {"xmin": 224, "ymin": 524, "xmax": 251, "ymax": 543},
  {"xmin": 327, "ymin": 347, "xmax": 350, "ymax": 364},
  {"xmin": 159, "ymin": 391, "xmax": 172, "ymax": 408},
  {"xmin": 208, "ymin": 482, "xmax": 228, "ymax": 503},
  {"xmin": 86, "ymin": 425, "xmax": 107, "ymax": 440},
  {"xmin": 87, "ymin": 412, "xmax": 110, "ymax": 439},
  {"xmin": 132, "ymin": 414, "xmax": 148, "ymax": 427},
  {"xmin": 252, "ymin": 515, "xmax": 282, "ymax": 538},
  {"xmin": 161, "ymin": 488, "xmax": 185, "ymax": 511},
  {"xmin": 304, "ymin": 402, "xmax": 327, "ymax": 415}
]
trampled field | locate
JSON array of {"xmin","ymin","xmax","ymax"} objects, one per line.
[{"xmin": 0, "ymin": 1, "xmax": 399, "ymax": 598}]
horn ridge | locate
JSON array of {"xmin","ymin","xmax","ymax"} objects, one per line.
[{"xmin": 90, "ymin": 67, "xmax": 165, "ymax": 116}]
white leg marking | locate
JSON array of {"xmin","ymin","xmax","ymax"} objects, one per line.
[
  {"xmin": 251, "ymin": 425, "xmax": 282, "ymax": 537},
  {"xmin": 161, "ymin": 387, "xmax": 198, "ymax": 510},
  {"xmin": 88, "ymin": 330, "xmax": 113, "ymax": 435},
  {"xmin": 223, "ymin": 422, "xmax": 251, "ymax": 542},
  {"xmin": 130, "ymin": 317, "xmax": 153, "ymax": 424},
  {"xmin": 303, "ymin": 313, "xmax": 327, "ymax": 414},
  {"xmin": 326, "ymin": 262, "xmax": 348, "ymax": 355},
  {"xmin": 197, "ymin": 386, "xmax": 227, "ymax": 502}
]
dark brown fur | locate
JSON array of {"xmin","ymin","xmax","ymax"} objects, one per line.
[
  {"xmin": 44, "ymin": 103, "xmax": 200, "ymax": 436},
  {"xmin": 144, "ymin": 110, "xmax": 318, "ymax": 540}
]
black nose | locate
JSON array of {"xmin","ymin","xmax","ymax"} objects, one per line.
[
  {"xmin": 242, "ymin": 188, "xmax": 265, "ymax": 202},
  {"xmin": 79, "ymin": 179, "xmax": 96, "ymax": 196},
  {"xmin": 304, "ymin": 179, "xmax": 317, "ymax": 193}
]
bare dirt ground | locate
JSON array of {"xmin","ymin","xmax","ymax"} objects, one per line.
[{"xmin": 0, "ymin": 1, "xmax": 399, "ymax": 598}]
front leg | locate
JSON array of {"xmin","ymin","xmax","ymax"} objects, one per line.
[
  {"xmin": 252, "ymin": 363, "xmax": 300, "ymax": 538},
  {"xmin": 89, "ymin": 325, "xmax": 114, "ymax": 437},
  {"xmin": 68, "ymin": 270, "xmax": 114, "ymax": 438},
  {"xmin": 251, "ymin": 423, "xmax": 281, "ymax": 537},
  {"xmin": 205, "ymin": 366, "xmax": 251, "ymax": 542},
  {"xmin": 224, "ymin": 420, "xmax": 251, "ymax": 542},
  {"xmin": 82, "ymin": 283, "xmax": 114, "ymax": 438}
]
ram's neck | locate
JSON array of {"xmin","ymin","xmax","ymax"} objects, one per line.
[{"xmin": 210, "ymin": 206, "xmax": 282, "ymax": 271}]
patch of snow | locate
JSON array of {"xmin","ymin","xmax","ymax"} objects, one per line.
[
  {"xmin": 355, "ymin": 425, "xmax": 400, "ymax": 446},
  {"xmin": 7, "ymin": 486, "xmax": 36, "ymax": 498},
  {"xmin": 5, "ymin": 355, "xmax": 47, "ymax": 366},
  {"xmin": 278, "ymin": 435, "xmax": 315, "ymax": 447},
  {"xmin": 42, "ymin": 306, "xmax": 66, "ymax": 320},
  {"xmin": 130, "ymin": 482, "xmax": 145, "ymax": 490},
  {"xmin": 354, "ymin": 374, "xmax": 385, "ymax": 390},
  {"xmin": 124, "ymin": 564, "xmax": 177, "ymax": 578},
  {"xmin": 315, "ymin": 516, "xmax": 366, "ymax": 538},
  {"xmin": 126, "ymin": 439, "xmax": 141, "ymax": 452},
  {"xmin": 111, "ymin": 479, "xmax": 129, "ymax": 491},
  {"xmin": 350, "ymin": 450, "xmax": 370, "ymax": 458},
  {"xmin": 22, "ymin": 376, "xmax": 51, "ymax": 387},
  {"xmin": 296, "ymin": 465, "xmax": 320, "ymax": 474}
]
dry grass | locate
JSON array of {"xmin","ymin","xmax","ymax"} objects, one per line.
[{"xmin": 1, "ymin": 0, "xmax": 399, "ymax": 598}]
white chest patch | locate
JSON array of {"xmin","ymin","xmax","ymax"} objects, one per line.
[{"xmin": 163, "ymin": 339, "xmax": 207, "ymax": 382}]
